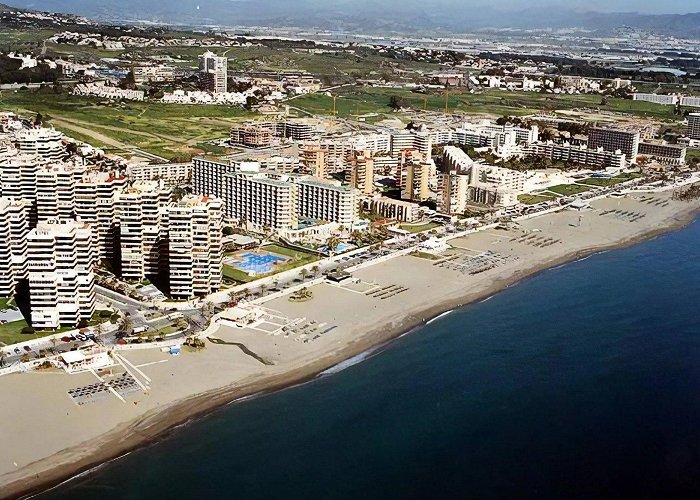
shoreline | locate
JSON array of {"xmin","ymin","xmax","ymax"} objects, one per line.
[{"xmin": 4, "ymin": 201, "xmax": 700, "ymax": 499}]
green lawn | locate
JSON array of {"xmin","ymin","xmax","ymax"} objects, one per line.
[
  {"xmin": 0, "ymin": 297, "xmax": 17, "ymax": 311},
  {"xmin": 547, "ymin": 184, "xmax": 592, "ymax": 196},
  {"xmin": 398, "ymin": 222, "xmax": 442, "ymax": 233},
  {"xmin": 578, "ymin": 177, "xmax": 625, "ymax": 187},
  {"xmin": 518, "ymin": 194, "xmax": 556, "ymax": 205},
  {"xmin": 0, "ymin": 310, "xmax": 110, "ymax": 347}
]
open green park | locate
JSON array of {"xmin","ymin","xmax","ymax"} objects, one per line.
[{"xmin": 398, "ymin": 222, "xmax": 442, "ymax": 233}]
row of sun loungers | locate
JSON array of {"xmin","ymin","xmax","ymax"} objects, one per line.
[
  {"xmin": 365, "ymin": 284, "xmax": 409, "ymax": 300},
  {"xmin": 516, "ymin": 234, "xmax": 561, "ymax": 247},
  {"xmin": 67, "ymin": 373, "xmax": 141, "ymax": 405},
  {"xmin": 638, "ymin": 196, "xmax": 670, "ymax": 207},
  {"xmin": 600, "ymin": 209, "xmax": 647, "ymax": 222}
]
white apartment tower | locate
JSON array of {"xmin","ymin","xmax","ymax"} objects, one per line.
[
  {"xmin": 36, "ymin": 162, "xmax": 86, "ymax": 222},
  {"xmin": 0, "ymin": 197, "xmax": 30, "ymax": 297},
  {"xmin": 118, "ymin": 181, "xmax": 171, "ymax": 281},
  {"xmin": 14, "ymin": 128, "xmax": 66, "ymax": 161},
  {"xmin": 165, "ymin": 196, "xmax": 223, "ymax": 299},
  {"xmin": 75, "ymin": 172, "xmax": 128, "ymax": 266},
  {"xmin": 27, "ymin": 220, "xmax": 96, "ymax": 329},
  {"xmin": 198, "ymin": 51, "xmax": 228, "ymax": 93}
]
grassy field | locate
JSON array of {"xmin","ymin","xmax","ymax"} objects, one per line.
[
  {"xmin": 0, "ymin": 90, "xmax": 251, "ymax": 160},
  {"xmin": 518, "ymin": 194, "xmax": 556, "ymax": 205},
  {"xmin": 291, "ymin": 86, "xmax": 682, "ymax": 121},
  {"xmin": 547, "ymin": 184, "xmax": 593, "ymax": 196},
  {"xmin": 399, "ymin": 222, "xmax": 441, "ymax": 233}
]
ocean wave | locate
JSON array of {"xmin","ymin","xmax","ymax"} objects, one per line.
[
  {"xmin": 426, "ymin": 309, "xmax": 453, "ymax": 325},
  {"xmin": 319, "ymin": 350, "xmax": 376, "ymax": 376}
]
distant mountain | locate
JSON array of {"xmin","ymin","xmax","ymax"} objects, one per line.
[{"xmin": 3, "ymin": 1, "xmax": 700, "ymax": 37}]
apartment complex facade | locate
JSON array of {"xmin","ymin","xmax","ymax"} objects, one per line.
[
  {"xmin": 27, "ymin": 220, "xmax": 97, "ymax": 329},
  {"xmin": 165, "ymin": 196, "xmax": 223, "ymax": 299}
]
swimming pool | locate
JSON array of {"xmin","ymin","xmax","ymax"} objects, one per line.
[{"xmin": 231, "ymin": 252, "xmax": 287, "ymax": 274}]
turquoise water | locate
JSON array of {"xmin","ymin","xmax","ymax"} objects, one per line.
[
  {"xmin": 45, "ymin": 218, "xmax": 700, "ymax": 499},
  {"xmin": 232, "ymin": 252, "xmax": 287, "ymax": 274}
]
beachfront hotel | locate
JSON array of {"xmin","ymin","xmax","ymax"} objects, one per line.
[
  {"xmin": 192, "ymin": 157, "xmax": 237, "ymax": 201},
  {"xmin": 223, "ymin": 171, "xmax": 298, "ymax": 231},
  {"xmin": 165, "ymin": 195, "xmax": 223, "ymax": 299},
  {"xmin": 27, "ymin": 220, "xmax": 97, "ymax": 329},
  {"xmin": 296, "ymin": 177, "xmax": 358, "ymax": 229},
  {"xmin": 587, "ymin": 127, "xmax": 641, "ymax": 160},
  {"xmin": 0, "ymin": 197, "xmax": 31, "ymax": 297},
  {"xmin": 118, "ymin": 181, "xmax": 171, "ymax": 281},
  {"xmin": 688, "ymin": 113, "xmax": 700, "ymax": 140}
]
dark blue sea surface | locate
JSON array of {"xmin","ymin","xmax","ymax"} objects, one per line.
[{"xmin": 45, "ymin": 218, "xmax": 700, "ymax": 499}]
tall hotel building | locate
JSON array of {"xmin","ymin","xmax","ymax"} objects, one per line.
[
  {"xmin": 587, "ymin": 127, "xmax": 640, "ymax": 160},
  {"xmin": 296, "ymin": 178, "xmax": 358, "ymax": 229},
  {"xmin": 27, "ymin": 220, "xmax": 96, "ymax": 329},
  {"xmin": 14, "ymin": 128, "xmax": 66, "ymax": 161},
  {"xmin": 118, "ymin": 181, "xmax": 171, "ymax": 281},
  {"xmin": 165, "ymin": 196, "xmax": 223, "ymax": 299},
  {"xmin": 688, "ymin": 113, "xmax": 700, "ymax": 140},
  {"xmin": 223, "ymin": 172, "xmax": 297, "ymax": 231},
  {"xmin": 36, "ymin": 162, "xmax": 86, "ymax": 222},
  {"xmin": 192, "ymin": 157, "xmax": 236, "ymax": 200},
  {"xmin": 0, "ymin": 197, "xmax": 31, "ymax": 297}
]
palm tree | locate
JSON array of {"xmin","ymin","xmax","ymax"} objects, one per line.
[
  {"xmin": 300, "ymin": 268, "xmax": 310, "ymax": 280},
  {"xmin": 350, "ymin": 230, "xmax": 364, "ymax": 246},
  {"xmin": 326, "ymin": 236, "xmax": 340, "ymax": 256},
  {"xmin": 260, "ymin": 284, "xmax": 267, "ymax": 296},
  {"xmin": 117, "ymin": 315, "xmax": 132, "ymax": 338},
  {"xmin": 311, "ymin": 265, "xmax": 320, "ymax": 277}
]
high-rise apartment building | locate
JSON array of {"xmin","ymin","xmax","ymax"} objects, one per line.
[
  {"xmin": 198, "ymin": 51, "xmax": 227, "ymax": 93},
  {"xmin": 14, "ymin": 128, "xmax": 66, "ymax": 161},
  {"xmin": 192, "ymin": 157, "xmax": 237, "ymax": 200},
  {"xmin": 118, "ymin": 181, "xmax": 171, "ymax": 281},
  {"xmin": 27, "ymin": 220, "xmax": 96, "ymax": 329},
  {"xmin": 0, "ymin": 197, "xmax": 30, "ymax": 297},
  {"xmin": 165, "ymin": 196, "xmax": 223, "ymax": 299},
  {"xmin": 75, "ymin": 172, "xmax": 128, "ymax": 266},
  {"xmin": 36, "ymin": 162, "xmax": 86, "ymax": 222},
  {"xmin": 347, "ymin": 151, "xmax": 375, "ymax": 195}
]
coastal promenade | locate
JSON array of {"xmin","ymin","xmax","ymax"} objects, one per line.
[{"xmin": 1, "ymin": 187, "xmax": 700, "ymax": 498}]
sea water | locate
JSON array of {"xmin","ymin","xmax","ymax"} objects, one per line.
[{"xmin": 44, "ymin": 218, "xmax": 700, "ymax": 499}]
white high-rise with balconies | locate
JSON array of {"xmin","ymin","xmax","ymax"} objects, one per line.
[
  {"xmin": 27, "ymin": 220, "xmax": 96, "ymax": 329},
  {"xmin": 118, "ymin": 181, "xmax": 171, "ymax": 282},
  {"xmin": 0, "ymin": 197, "xmax": 31, "ymax": 297},
  {"xmin": 75, "ymin": 172, "xmax": 128, "ymax": 266},
  {"xmin": 14, "ymin": 127, "xmax": 66, "ymax": 161},
  {"xmin": 165, "ymin": 195, "xmax": 223, "ymax": 299}
]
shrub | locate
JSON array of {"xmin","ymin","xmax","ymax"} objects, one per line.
[{"xmin": 21, "ymin": 326, "xmax": 35, "ymax": 334}]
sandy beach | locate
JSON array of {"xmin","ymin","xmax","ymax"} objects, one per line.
[{"xmin": 1, "ymin": 190, "xmax": 699, "ymax": 499}]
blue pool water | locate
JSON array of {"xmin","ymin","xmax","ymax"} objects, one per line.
[
  {"xmin": 232, "ymin": 252, "xmax": 286, "ymax": 274},
  {"xmin": 44, "ymin": 217, "xmax": 700, "ymax": 499}
]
